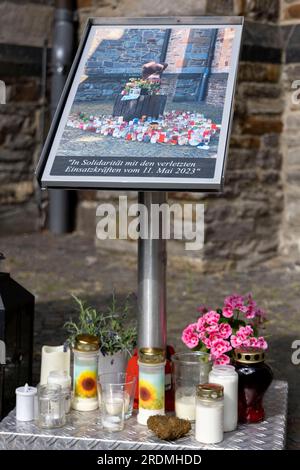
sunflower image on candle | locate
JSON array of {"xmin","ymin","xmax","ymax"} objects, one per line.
[
  {"xmin": 75, "ymin": 370, "xmax": 97, "ymax": 398},
  {"xmin": 137, "ymin": 348, "xmax": 165, "ymax": 425},
  {"xmin": 139, "ymin": 378, "xmax": 164, "ymax": 410},
  {"xmin": 71, "ymin": 335, "xmax": 100, "ymax": 411}
]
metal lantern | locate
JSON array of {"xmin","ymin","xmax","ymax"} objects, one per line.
[{"xmin": 0, "ymin": 253, "xmax": 34, "ymax": 418}]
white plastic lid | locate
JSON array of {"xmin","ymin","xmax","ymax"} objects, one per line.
[
  {"xmin": 47, "ymin": 370, "xmax": 71, "ymax": 388},
  {"xmin": 16, "ymin": 383, "xmax": 37, "ymax": 396}
]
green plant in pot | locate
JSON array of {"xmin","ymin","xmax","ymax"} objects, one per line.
[{"xmin": 64, "ymin": 292, "xmax": 137, "ymax": 375}]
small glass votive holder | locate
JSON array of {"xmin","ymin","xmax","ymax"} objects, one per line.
[
  {"xmin": 98, "ymin": 383, "xmax": 126, "ymax": 432},
  {"xmin": 98, "ymin": 372, "xmax": 136, "ymax": 420},
  {"xmin": 37, "ymin": 383, "xmax": 66, "ymax": 429}
]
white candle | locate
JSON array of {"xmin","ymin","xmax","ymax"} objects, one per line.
[
  {"xmin": 175, "ymin": 395, "xmax": 196, "ymax": 421},
  {"xmin": 40, "ymin": 345, "xmax": 70, "ymax": 385},
  {"xmin": 16, "ymin": 383, "xmax": 37, "ymax": 421},
  {"xmin": 195, "ymin": 399, "xmax": 224, "ymax": 444},
  {"xmin": 209, "ymin": 365, "xmax": 238, "ymax": 432},
  {"xmin": 72, "ymin": 396, "xmax": 98, "ymax": 411},
  {"xmin": 105, "ymin": 397, "xmax": 124, "ymax": 415}
]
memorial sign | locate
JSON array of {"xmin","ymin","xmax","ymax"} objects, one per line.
[{"xmin": 36, "ymin": 17, "xmax": 243, "ymax": 191}]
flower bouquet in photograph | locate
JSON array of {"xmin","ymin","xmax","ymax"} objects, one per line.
[{"xmin": 182, "ymin": 294, "xmax": 267, "ymax": 365}]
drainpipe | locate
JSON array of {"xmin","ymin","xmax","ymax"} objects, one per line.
[
  {"xmin": 198, "ymin": 29, "xmax": 218, "ymax": 102},
  {"xmin": 48, "ymin": 0, "xmax": 77, "ymax": 234}
]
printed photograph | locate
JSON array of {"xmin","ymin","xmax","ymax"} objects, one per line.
[{"xmin": 57, "ymin": 26, "xmax": 236, "ymax": 160}]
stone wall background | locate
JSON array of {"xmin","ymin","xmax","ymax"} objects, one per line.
[{"xmin": 0, "ymin": 0, "xmax": 300, "ymax": 270}]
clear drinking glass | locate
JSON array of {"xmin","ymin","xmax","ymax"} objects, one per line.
[
  {"xmin": 171, "ymin": 352, "xmax": 212, "ymax": 421},
  {"xmin": 98, "ymin": 372, "xmax": 136, "ymax": 419},
  {"xmin": 98, "ymin": 383, "xmax": 126, "ymax": 431},
  {"xmin": 37, "ymin": 383, "xmax": 66, "ymax": 428}
]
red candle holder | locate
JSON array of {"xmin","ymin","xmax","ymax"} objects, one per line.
[{"xmin": 234, "ymin": 347, "xmax": 273, "ymax": 424}]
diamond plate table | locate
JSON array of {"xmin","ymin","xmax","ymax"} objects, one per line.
[{"xmin": 0, "ymin": 380, "xmax": 287, "ymax": 450}]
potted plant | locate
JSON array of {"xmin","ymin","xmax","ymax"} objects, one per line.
[
  {"xmin": 181, "ymin": 293, "xmax": 268, "ymax": 364},
  {"xmin": 64, "ymin": 292, "xmax": 137, "ymax": 375}
]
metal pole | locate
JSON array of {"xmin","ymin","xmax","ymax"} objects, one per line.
[
  {"xmin": 48, "ymin": 0, "xmax": 76, "ymax": 234},
  {"xmin": 138, "ymin": 192, "xmax": 167, "ymax": 349}
]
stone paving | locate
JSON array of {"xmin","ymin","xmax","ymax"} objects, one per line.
[{"xmin": 1, "ymin": 232, "xmax": 300, "ymax": 449}]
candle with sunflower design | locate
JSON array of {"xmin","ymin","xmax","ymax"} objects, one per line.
[
  {"xmin": 137, "ymin": 348, "xmax": 166, "ymax": 425},
  {"xmin": 72, "ymin": 334, "xmax": 100, "ymax": 411}
]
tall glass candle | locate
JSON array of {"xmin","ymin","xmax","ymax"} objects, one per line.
[
  {"xmin": 72, "ymin": 334, "xmax": 99, "ymax": 411},
  {"xmin": 137, "ymin": 348, "xmax": 165, "ymax": 425},
  {"xmin": 209, "ymin": 365, "xmax": 238, "ymax": 432}
]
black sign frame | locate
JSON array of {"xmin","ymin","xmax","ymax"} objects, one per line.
[{"xmin": 36, "ymin": 17, "xmax": 243, "ymax": 192}]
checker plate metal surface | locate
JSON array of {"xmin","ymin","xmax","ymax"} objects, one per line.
[{"xmin": 0, "ymin": 380, "xmax": 287, "ymax": 450}]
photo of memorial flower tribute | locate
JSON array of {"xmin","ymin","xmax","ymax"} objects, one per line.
[{"xmin": 57, "ymin": 26, "xmax": 236, "ymax": 160}]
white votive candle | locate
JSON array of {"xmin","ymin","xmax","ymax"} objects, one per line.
[
  {"xmin": 16, "ymin": 383, "xmax": 37, "ymax": 422},
  {"xmin": 195, "ymin": 383, "xmax": 224, "ymax": 444},
  {"xmin": 209, "ymin": 365, "xmax": 238, "ymax": 432},
  {"xmin": 175, "ymin": 395, "xmax": 196, "ymax": 421},
  {"xmin": 105, "ymin": 397, "xmax": 124, "ymax": 415}
]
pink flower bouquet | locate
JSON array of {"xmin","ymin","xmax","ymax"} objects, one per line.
[{"xmin": 182, "ymin": 294, "xmax": 267, "ymax": 365}]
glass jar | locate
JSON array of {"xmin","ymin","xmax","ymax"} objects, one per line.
[
  {"xmin": 37, "ymin": 383, "xmax": 66, "ymax": 429},
  {"xmin": 137, "ymin": 348, "xmax": 166, "ymax": 425},
  {"xmin": 72, "ymin": 334, "xmax": 99, "ymax": 411},
  {"xmin": 172, "ymin": 352, "xmax": 212, "ymax": 421},
  {"xmin": 209, "ymin": 365, "xmax": 238, "ymax": 432},
  {"xmin": 234, "ymin": 347, "xmax": 273, "ymax": 424},
  {"xmin": 48, "ymin": 370, "xmax": 71, "ymax": 414},
  {"xmin": 195, "ymin": 383, "xmax": 224, "ymax": 444}
]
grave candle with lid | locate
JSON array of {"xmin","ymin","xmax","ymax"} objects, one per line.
[
  {"xmin": 72, "ymin": 334, "xmax": 99, "ymax": 411},
  {"xmin": 234, "ymin": 347, "xmax": 273, "ymax": 424},
  {"xmin": 137, "ymin": 348, "xmax": 166, "ymax": 425}
]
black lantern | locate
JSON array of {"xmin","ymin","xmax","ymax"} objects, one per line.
[{"xmin": 0, "ymin": 253, "xmax": 34, "ymax": 418}]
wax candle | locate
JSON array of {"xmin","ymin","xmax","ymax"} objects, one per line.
[
  {"xmin": 195, "ymin": 383, "xmax": 224, "ymax": 444},
  {"xmin": 175, "ymin": 395, "xmax": 195, "ymax": 421},
  {"xmin": 48, "ymin": 370, "xmax": 72, "ymax": 414},
  {"xmin": 40, "ymin": 345, "xmax": 70, "ymax": 385},
  {"xmin": 16, "ymin": 384, "xmax": 37, "ymax": 421},
  {"xmin": 137, "ymin": 348, "xmax": 165, "ymax": 426},
  {"xmin": 209, "ymin": 365, "xmax": 238, "ymax": 432},
  {"xmin": 72, "ymin": 334, "xmax": 99, "ymax": 412}
]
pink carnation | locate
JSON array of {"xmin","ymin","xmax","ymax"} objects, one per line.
[
  {"xmin": 257, "ymin": 336, "xmax": 268, "ymax": 350},
  {"xmin": 211, "ymin": 338, "xmax": 232, "ymax": 358},
  {"xmin": 222, "ymin": 307, "xmax": 233, "ymax": 318},
  {"xmin": 196, "ymin": 317, "xmax": 205, "ymax": 330},
  {"xmin": 214, "ymin": 354, "xmax": 231, "ymax": 365},
  {"xmin": 203, "ymin": 311, "xmax": 220, "ymax": 325},
  {"xmin": 236, "ymin": 325, "xmax": 253, "ymax": 340},
  {"xmin": 230, "ymin": 335, "xmax": 243, "ymax": 348},
  {"xmin": 219, "ymin": 323, "xmax": 232, "ymax": 339},
  {"xmin": 182, "ymin": 324, "xmax": 199, "ymax": 349},
  {"xmin": 224, "ymin": 294, "xmax": 244, "ymax": 311},
  {"xmin": 202, "ymin": 336, "xmax": 212, "ymax": 348},
  {"xmin": 206, "ymin": 324, "xmax": 219, "ymax": 333}
]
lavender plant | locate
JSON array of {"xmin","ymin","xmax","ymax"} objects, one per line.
[{"xmin": 64, "ymin": 292, "xmax": 137, "ymax": 356}]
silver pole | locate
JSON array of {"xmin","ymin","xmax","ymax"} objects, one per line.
[{"xmin": 138, "ymin": 192, "xmax": 167, "ymax": 349}]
